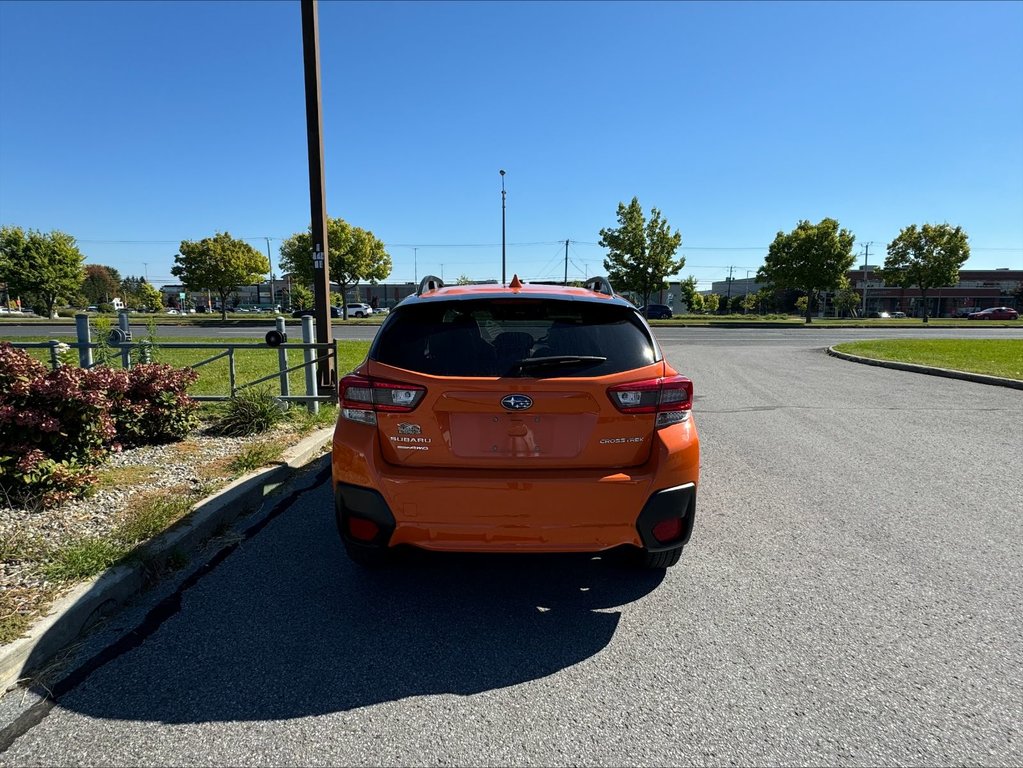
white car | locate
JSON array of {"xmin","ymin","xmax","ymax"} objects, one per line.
[{"xmin": 347, "ymin": 303, "xmax": 374, "ymax": 318}]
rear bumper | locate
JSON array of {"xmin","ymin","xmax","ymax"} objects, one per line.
[
  {"xmin": 332, "ymin": 420, "xmax": 699, "ymax": 553},
  {"xmin": 335, "ymin": 478, "xmax": 697, "ymax": 554}
]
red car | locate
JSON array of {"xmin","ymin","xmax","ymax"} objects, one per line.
[{"xmin": 967, "ymin": 307, "xmax": 1019, "ymax": 320}]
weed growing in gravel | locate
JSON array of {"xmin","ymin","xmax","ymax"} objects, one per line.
[
  {"xmin": 212, "ymin": 387, "xmax": 287, "ymax": 437},
  {"xmin": 287, "ymin": 404, "xmax": 338, "ymax": 433},
  {"xmin": 229, "ymin": 441, "xmax": 285, "ymax": 474},
  {"xmin": 114, "ymin": 492, "xmax": 195, "ymax": 547},
  {"xmin": 0, "ymin": 585, "xmax": 58, "ymax": 646},
  {"xmin": 93, "ymin": 465, "xmax": 157, "ymax": 491},
  {"xmin": 41, "ymin": 538, "xmax": 128, "ymax": 583}
]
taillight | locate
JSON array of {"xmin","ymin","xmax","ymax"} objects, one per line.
[
  {"xmin": 607, "ymin": 375, "xmax": 693, "ymax": 428},
  {"xmin": 339, "ymin": 375, "xmax": 426, "ymax": 425}
]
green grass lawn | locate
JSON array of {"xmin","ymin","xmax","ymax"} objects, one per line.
[
  {"xmin": 5, "ymin": 336, "xmax": 373, "ymax": 397},
  {"xmin": 833, "ymin": 339, "xmax": 1023, "ymax": 380}
]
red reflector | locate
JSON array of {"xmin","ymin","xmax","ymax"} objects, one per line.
[
  {"xmin": 347, "ymin": 516, "xmax": 380, "ymax": 541},
  {"xmin": 652, "ymin": 517, "xmax": 683, "ymax": 544}
]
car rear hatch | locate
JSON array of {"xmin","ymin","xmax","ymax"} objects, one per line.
[{"xmin": 342, "ymin": 296, "xmax": 689, "ymax": 471}]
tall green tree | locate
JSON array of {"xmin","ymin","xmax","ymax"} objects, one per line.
[
  {"xmin": 0, "ymin": 226, "xmax": 87, "ymax": 317},
  {"xmin": 598, "ymin": 198, "xmax": 684, "ymax": 308},
  {"xmin": 832, "ymin": 277, "xmax": 861, "ymax": 317},
  {"xmin": 757, "ymin": 218, "xmax": 856, "ymax": 324},
  {"xmin": 278, "ymin": 216, "xmax": 391, "ymax": 319},
  {"xmin": 676, "ymin": 275, "xmax": 700, "ymax": 313},
  {"xmin": 288, "ymin": 284, "xmax": 313, "ymax": 310},
  {"xmin": 82, "ymin": 264, "xmax": 122, "ymax": 305},
  {"xmin": 703, "ymin": 293, "xmax": 720, "ymax": 313},
  {"xmin": 172, "ymin": 232, "xmax": 269, "ymax": 321},
  {"xmin": 137, "ymin": 280, "xmax": 164, "ymax": 311},
  {"xmin": 883, "ymin": 223, "xmax": 970, "ymax": 323}
]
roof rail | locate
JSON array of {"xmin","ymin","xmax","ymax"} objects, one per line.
[
  {"xmin": 417, "ymin": 275, "xmax": 444, "ymax": 295},
  {"xmin": 583, "ymin": 275, "xmax": 615, "ymax": 296}
]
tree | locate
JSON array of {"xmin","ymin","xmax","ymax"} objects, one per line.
[
  {"xmin": 598, "ymin": 197, "xmax": 684, "ymax": 308},
  {"xmin": 703, "ymin": 293, "xmax": 720, "ymax": 313},
  {"xmin": 1, "ymin": 226, "xmax": 87, "ymax": 318},
  {"xmin": 289, "ymin": 284, "xmax": 313, "ymax": 310},
  {"xmin": 172, "ymin": 232, "xmax": 270, "ymax": 321},
  {"xmin": 883, "ymin": 223, "xmax": 970, "ymax": 324},
  {"xmin": 687, "ymin": 292, "xmax": 705, "ymax": 314},
  {"xmin": 757, "ymin": 218, "xmax": 856, "ymax": 324},
  {"xmin": 82, "ymin": 265, "xmax": 122, "ymax": 305},
  {"xmin": 137, "ymin": 280, "xmax": 163, "ymax": 311},
  {"xmin": 795, "ymin": 295, "xmax": 809, "ymax": 314},
  {"xmin": 677, "ymin": 275, "xmax": 700, "ymax": 313},
  {"xmin": 832, "ymin": 277, "xmax": 861, "ymax": 317},
  {"xmin": 120, "ymin": 275, "xmax": 163, "ymax": 311},
  {"xmin": 740, "ymin": 292, "xmax": 759, "ymax": 314},
  {"xmin": 278, "ymin": 216, "xmax": 391, "ymax": 319},
  {"xmin": 456, "ymin": 274, "xmax": 473, "ymax": 285}
]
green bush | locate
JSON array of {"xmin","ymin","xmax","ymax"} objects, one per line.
[{"xmin": 211, "ymin": 387, "xmax": 286, "ymax": 437}]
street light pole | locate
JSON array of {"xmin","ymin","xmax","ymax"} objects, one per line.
[
  {"xmin": 500, "ymin": 170, "xmax": 506, "ymax": 285},
  {"xmin": 861, "ymin": 242, "xmax": 871, "ymax": 317}
]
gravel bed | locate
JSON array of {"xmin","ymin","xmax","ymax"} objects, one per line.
[{"xmin": 0, "ymin": 424, "xmax": 298, "ymax": 600}]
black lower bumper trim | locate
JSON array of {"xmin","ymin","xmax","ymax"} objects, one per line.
[
  {"xmin": 334, "ymin": 482, "xmax": 396, "ymax": 548},
  {"xmin": 635, "ymin": 483, "xmax": 697, "ymax": 551}
]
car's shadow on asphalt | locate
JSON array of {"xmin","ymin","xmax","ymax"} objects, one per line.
[{"xmin": 45, "ymin": 480, "xmax": 665, "ymax": 724}]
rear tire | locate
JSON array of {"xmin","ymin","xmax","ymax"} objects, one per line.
[{"xmin": 640, "ymin": 545, "xmax": 683, "ymax": 569}]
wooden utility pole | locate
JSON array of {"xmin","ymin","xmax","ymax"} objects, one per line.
[{"xmin": 301, "ymin": 0, "xmax": 336, "ymax": 390}]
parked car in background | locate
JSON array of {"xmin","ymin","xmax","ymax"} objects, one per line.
[
  {"xmin": 346, "ymin": 302, "xmax": 374, "ymax": 318},
  {"xmin": 292, "ymin": 306, "xmax": 342, "ymax": 319},
  {"xmin": 967, "ymin": 306, "xmax": 1019, "ymax": 320},
  {"xmin": 889, "ymin": 311, "xmax": 907, "ymax": 318},
  {"xmin": 867, "ymin": 311, "xmax": 891, "ymax": 318},
  {"xmin": 639, "ymin": 304, "xmax": 673, "ymax": 320},
  {"xmin": 332, "ymin": 274, "xmax": 700, "ymax": 570}
]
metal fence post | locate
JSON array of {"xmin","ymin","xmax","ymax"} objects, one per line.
[
  {"xmin": 276, "ymin": 316, "xmax": 290, "ymax": 398},
  {"xmin": 302, "ymin": 315, "xmax": 318, "ymax": 414},
  {"xmin": 228, "ymin": 347, "xmax": 237, "ymax": 397},
  {"xmin": 48, "ymin": 340, "xmax": 60, "ymax": 370},
  {"xmin": 75, "ymin": 313, "xmax": 93, "ymax": 369},
  {"xmin": 118, "ymin": 310, "xmax": 131, "ymax": 369}
]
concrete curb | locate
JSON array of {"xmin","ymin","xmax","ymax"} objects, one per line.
[
  {"xmin": 0, "ymin": 426, "xmax": 335, "ymax": 694},
  {"xmin": 826, "ymin": 347, "xmax": 1023, "ymax": 390}
]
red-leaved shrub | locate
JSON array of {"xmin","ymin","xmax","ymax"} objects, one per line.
[{"xmin": 0, "ymin": 343, "xmax": 199, "ymax": 507}]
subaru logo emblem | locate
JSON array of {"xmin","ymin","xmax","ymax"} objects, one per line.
[{"xmin": 501, "ymin": 394, "xmax": 533, "ymax": 411}]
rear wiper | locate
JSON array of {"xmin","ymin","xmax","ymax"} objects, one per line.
[{"xmin": 514, "ymin": 355, "xmax": 607, "ymax": 375}]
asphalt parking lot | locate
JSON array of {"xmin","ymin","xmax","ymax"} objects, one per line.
[{"xmin": 1, "ymin": 330, "xmax": 1021, "ymax": 766}]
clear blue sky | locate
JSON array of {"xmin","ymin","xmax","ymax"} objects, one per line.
[{"xmin": 2, "ymin": 0, "xmax": 1021, "ymax": 291}]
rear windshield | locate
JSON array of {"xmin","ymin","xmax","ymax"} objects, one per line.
[{"xmin": 371, "ymin": 298, "xmax": 658, "ymax": 377}]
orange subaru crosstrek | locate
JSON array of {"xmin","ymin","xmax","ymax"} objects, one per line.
[{"xmin": 331, "ymin": 275, "xmax": 700, "ymax": 568}]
